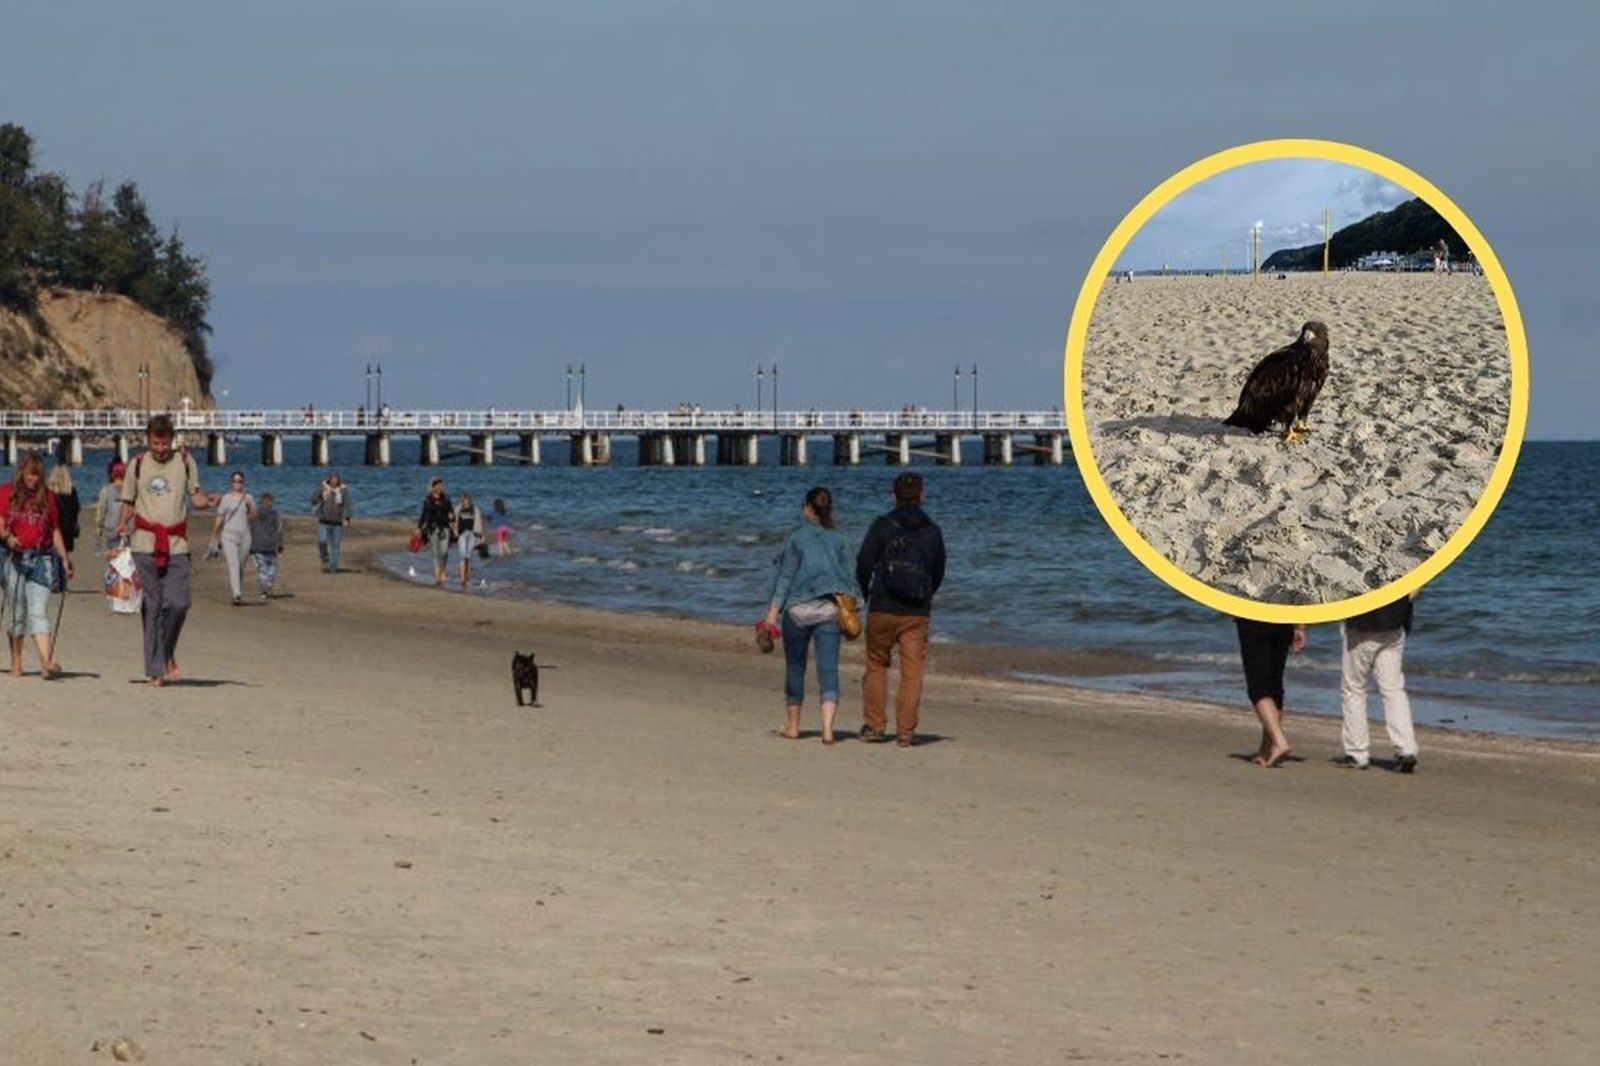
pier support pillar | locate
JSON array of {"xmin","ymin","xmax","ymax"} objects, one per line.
[
  {"xmin": 571, "ymin": 433, "xmax": 610, "ymax": 466},
  {"xmin": 832, "ymin": 434, "xmax": 860, "ymax": 465},
  {"xmin": 65, "ymin": 435, "xmax": 84, "ymax": 466},
  {"xmin": 1035, "ymin": 433, "xmax": 1066, "ymax": 465},
  {"xmin": 206, "ymin": 433, "xmax": 228, "ymax": 466},
  {"xmin": 640, "ymin": 433, "xmax": 676, "ymax": 466},
  {"xmin": 717, "ymin": 433, "xmax": 760, "ymax": 466},
  {"xmin": 310, "ymin": 432, "xmax": 331, "ymax": 466},
  {"xmin": 671, "ymin": 434, "xmax": 706, "ymax": 466},
  {"xmin": 365, "ymin": 433, "xmax": 391, "ymax": 466},
  {"xmin": 884, "ymin": 433, "xmax": 911, "ymax": 465},
  {"xmin": 2, "ymin": 435, "xmax": 15, "ymax": 467},
  {"xmin": 470, "ymin": 434, "xmax": 495, "ymax": 465},
  {"xmin": 421, "ymin": 433, "xmax": 441, "ymax": 465},
  {"xmin": 983, "ymin": 433, "xmax": 1013, "ymax": 466},
  {"xmin": 780, "ymin": 435, "xmax": 807, "ymax": 466},
  {"xmin": 261, "ymin": 435, "xmax": 283, "ymax": 467},
  {"xmin": 519, "ymin": 434, "xmax": 541, "ymax": 466},
  {"xmin": 936, "ymin": 433, "xmax": 962, "ymax": 466},
  {"xmin": 114, "ymin": 434, "xmax": 131, "ymax": 463}
]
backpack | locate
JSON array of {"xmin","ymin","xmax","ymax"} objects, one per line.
[{"xmin": 880, "ymin": 516, "xmax": 935, "ymax": 606}]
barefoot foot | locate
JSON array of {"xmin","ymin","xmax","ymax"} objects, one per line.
[{"xmin": 1262, "ymin": 741, "xmax": 1292, "ymax": 768}]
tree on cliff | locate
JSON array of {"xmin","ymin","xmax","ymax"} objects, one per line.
[{"xmin": 0, "ymin": 122, "xmax": 213, "ymax": 391}]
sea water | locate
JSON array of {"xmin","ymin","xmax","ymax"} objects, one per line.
[{"xmin": 66, "ymin": 439, "xmax": 1598, "ymax": 742}]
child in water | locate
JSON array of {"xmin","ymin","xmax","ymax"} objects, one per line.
[{"xmin": 490, "ymin": 498, "xmax": 513, "ymax": 556}]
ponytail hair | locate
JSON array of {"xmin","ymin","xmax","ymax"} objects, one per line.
[{"xmin": 804, "ymin": 486, "xmax": 834, "ymax": 529}]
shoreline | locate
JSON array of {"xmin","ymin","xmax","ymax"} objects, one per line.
[
  {"xmin": 343, "ymin": 518, "xmax": 1599, "ymax": 758},
  {"xmin": 348, "ymin": 517, "xmax": 1599, "ymax": 753}
]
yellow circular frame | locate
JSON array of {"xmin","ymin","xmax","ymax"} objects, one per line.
[{"xmin": 1063, "ymin": 139, "xmax": 1528, "ymax": 624}]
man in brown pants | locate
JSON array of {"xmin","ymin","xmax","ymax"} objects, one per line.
[{"xmin": 855, "ymin": 472, "xmax": 946, "ymax": 747}]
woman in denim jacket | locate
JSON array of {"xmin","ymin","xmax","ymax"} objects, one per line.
[{"xmin": 762, "ymin": 486, "xmax": 857, "ymax": 744}]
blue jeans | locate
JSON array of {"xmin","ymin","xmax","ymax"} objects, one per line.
[
  {"xmin": 782, "ymin": 613, "xmax": 842, "ymax": 704},
  {"xmin": 317, "ymin": 522, "xmax": 343, "ymax": 571},
  {"xmin": 2, "ymin": 555, "xmax": 54, "ymax": 637}
]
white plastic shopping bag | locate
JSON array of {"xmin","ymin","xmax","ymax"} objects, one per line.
[{"xmin": 104, "ymin": 547, "xmax": 143, "ymax": 614}]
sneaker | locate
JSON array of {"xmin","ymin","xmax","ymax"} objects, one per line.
[
  {"xmin": 896, "ymin": 735, "xmax": 916, "ymax": 748},
  {"xmin": 231, "ymin": 595, "xmax": 242, "ymax": 606},
  {"xmin": 859, "ymin": 725, "xmax": 888, "ymax": 743},
  {"xmin": 1333, "ymin": 755, "xmax": 1369, "ymax": 770},
  {"xmin": 1396, "ymin": 754, "xmax": 1418, "ymax": 774},
  {"xmin": 754, "ymin": 623, "xmax": 775, "ymax": 654}
]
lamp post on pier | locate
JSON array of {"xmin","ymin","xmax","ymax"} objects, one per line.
[
  {"xmin": 756, "ymin": 365, "xmax": 764, "ymax": 417},
  {"xmin": 771, "ymin": 362, "xmax": 778, "ymax": 423},
  {"xmin": 565, "ymin": 364, "xmax": 573, "ymax": 412},
  {"xmin": 579, "ymin": 363, "xmax": 587, "ymax": 411},
  {"xmin": 365, "ymin": 363, "xmax": 373, "ymax": 412},
  {"xmin": 971, "ymin": 363, "xmax": 979, "ymax": 427},
  {"xmin": 954, "ymin": 364, "xmax": 962, "ymax": 423},
  {"xmin": 375, "ymin": 362, "xmax": 384, "ymax": 411}
]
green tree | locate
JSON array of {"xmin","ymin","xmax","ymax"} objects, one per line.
[
  {"xmin": 0, "ymin": 122, "xmax": 37, "ymax": 307},
  {"xmin": 113, "ymin": 181, "xmax": 160, "ymax": 297},
  {"xmin": 64, "ymin": 180, "xmax": 132, "ymax": 294}
]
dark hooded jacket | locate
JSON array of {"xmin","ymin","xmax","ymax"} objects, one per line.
[
  {"xmin": 1347, "ymin": 595, "xmax": 1414, "ymax": 634},
  {"xmin": 855, "ymin": 504, "xmax": 946, "ymax": 617}
]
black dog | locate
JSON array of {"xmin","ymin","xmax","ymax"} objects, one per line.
[{"xmin": 512, "ymin": 651, "xmax": 540, "ymax": 707}]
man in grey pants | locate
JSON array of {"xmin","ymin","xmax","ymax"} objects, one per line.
[{"xmin": 115, "ymin": 414, "xmax": 218, "ymax": 686}]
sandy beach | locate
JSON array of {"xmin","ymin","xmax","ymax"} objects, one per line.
[
  {"xmin": 1080, "ymin": 272, "xmax": 1511, "ymax": 603},
  {"xmin": 2, "ymin": 519, "xmax": 1594, "ymax": 1063}
]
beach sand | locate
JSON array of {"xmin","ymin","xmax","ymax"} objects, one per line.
[
  {"xmin": 1080, "ymin": 272, "xmax": 1511, "ymax": 603},
  {"xmin": 3, "ymin": 520, "xmax": 1594, "ymax": 1063}
]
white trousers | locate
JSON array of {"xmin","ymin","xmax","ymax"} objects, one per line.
[
  {"xmin": 221, "ymin": 532, "xmax": 251, "ymax": 600},
  {"xmin": 1340, "ymin": 625, "xmax": 1418, "ymax": 761}
]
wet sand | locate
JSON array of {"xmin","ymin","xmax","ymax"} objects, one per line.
[
  {"xmin": 2, "ymin": 520, "xmax": 1593, "ymax": 1063},
  {"xmin": 1080, "ymin": 272, "xmax": 1512, "ymax": 603}
]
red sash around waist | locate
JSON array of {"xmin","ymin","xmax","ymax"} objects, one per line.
[{"xmin": 134, "ymin": 514, "xmax": 188, "ymax": 568}]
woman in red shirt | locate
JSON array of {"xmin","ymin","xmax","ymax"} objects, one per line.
[{"xmin": 0, "ymin": 451, "xmax": 75, "ymax": 678}]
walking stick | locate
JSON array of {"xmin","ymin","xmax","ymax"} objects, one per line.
[{"xmin": 50, "ymin": 553, "xmax": 69, "ymax": 659}]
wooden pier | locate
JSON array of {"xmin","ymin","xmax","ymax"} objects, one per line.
[{"xmin": 0, "ymin": 409, "xmax": 1068, "ymax": 468}]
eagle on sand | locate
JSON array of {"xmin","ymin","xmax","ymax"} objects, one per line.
[{"xmin": 1222, "ymin": 320, "xmax": 1329, "ymax": 443}]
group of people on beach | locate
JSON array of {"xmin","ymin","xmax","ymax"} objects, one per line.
[
  {"xmin": 4, "ymin": 413, "xmax": 1420, "ymax": 777},
  {"xmin": 760, "ymin": 471, "xmax": 946, "ymax": 748},
  {"xmin": 414, "ymin": 477, "xmax": 512, "ymax": 588}
]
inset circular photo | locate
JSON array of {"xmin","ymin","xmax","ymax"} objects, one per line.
[{"xmin": 1064, "ymin": 141, "xmax": 1527, "ymax": 621}]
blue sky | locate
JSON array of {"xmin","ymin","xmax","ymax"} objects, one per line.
[
  {"xmin": 1121, "ymin": 161, "xmax": 1410, "ymax": 271},
  {"xmin": 3, "ymin": 1, "xmax": 1595, "ymax": 436}
]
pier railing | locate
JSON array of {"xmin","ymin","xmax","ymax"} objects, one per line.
[{"xmin": 0, "ymin": 408, "xmax": 1066, "ymax": 434}]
